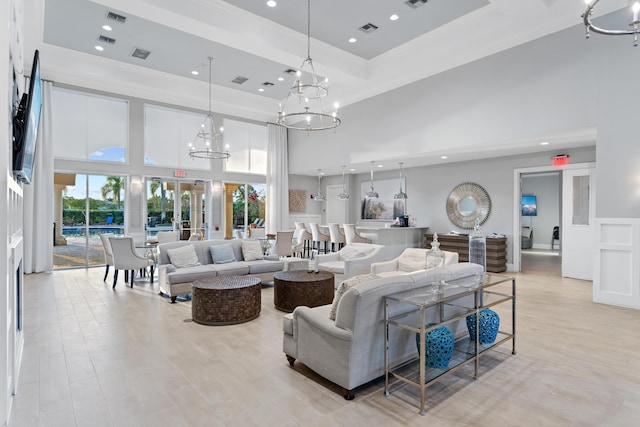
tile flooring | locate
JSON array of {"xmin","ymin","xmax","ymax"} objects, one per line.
[{"xmin": 9, "ymin": 257, "xmax": 640, "ymax": 426}]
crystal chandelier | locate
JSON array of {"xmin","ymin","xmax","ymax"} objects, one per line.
[
  {"xmin": 394, "ymin": 162, "xmax": 408, "ymax": 200},
  {"xmin": 314, "ymin": 169, "xmax": 326, "ymax": 201},
  {"xmin": 582, "ymin": 0, "xmax": 640, "ymax": 46},
  {"xmin": 366, "ymin": 161, "xmax": 379, "ymax": 199},
  {"xmin": 277, "ymin": 0, "xmax": 341, "ymax": 131},
  {"xmin": 189, "ymin": 57, "xmax": 230, "ymax": 160},
  {"xmin": 338, "ymin": 165, "xmax": 349, "ymax": 200}
]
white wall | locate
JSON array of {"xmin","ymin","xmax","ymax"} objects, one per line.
[{"xmin": 521, "ymin": 173, "xmax": 561, "ymax": 249}]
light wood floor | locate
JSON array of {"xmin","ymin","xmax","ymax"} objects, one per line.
[{"xmin": 10, "ymin": 258, "xmax": 640, "ymax": 427}]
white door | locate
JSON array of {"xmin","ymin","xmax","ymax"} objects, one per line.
[
  {"xmin": 562, "ymin": 167, "xmax": 596, "ymax": 280},
  {"xmin": 325, "ymin": 185, "xmax": 348, "ymax": 224}
]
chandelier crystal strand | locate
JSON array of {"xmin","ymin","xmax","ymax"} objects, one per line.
[
  {"xmin": 277, "ymin": 0, "xmax": 341, "ymax": 131},
  {"xmin": 582, "ymin": 0, "xmax": 640, "ymax": 47},
  {"xmin": 189, "ymin": 57, "xmax": 230, "ymax": 160},
  {"xmin": 338, "ymin": 165, "xmax": 349, "ymax": 200}
]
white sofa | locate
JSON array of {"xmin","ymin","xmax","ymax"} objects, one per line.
[
  {"xmin": 157, "ymin": 239, "xmax": 284, "ymax": 303},
  {"xmin": 371, "ymin": 247, "xmax": 459, "ymax": 277},
  {"xmin": 315, "ymin": 243, "xmax": 386, "ymax": 284},
  {"xmin": 282, "ymin": 262, "xmax": 484, "ymax": 399}
]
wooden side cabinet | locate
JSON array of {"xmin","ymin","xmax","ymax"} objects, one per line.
[{"xmin": 425, "ymin": 233, "xmax": 507, "ymax": 273}]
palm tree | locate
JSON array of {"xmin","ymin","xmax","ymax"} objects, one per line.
[{"xmin": 101, "ymin": 176, "xmax": 124, "ymax": 209}]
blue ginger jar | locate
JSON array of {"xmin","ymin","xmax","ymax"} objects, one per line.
[
  {"xmin": 466, "ymin": 308, "xmax": 500, "ymax": 344},
  {"xmin": 415, "ymin": 324, "xmax": 455, "ymax": 369}
]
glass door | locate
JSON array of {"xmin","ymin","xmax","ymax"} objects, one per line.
[
  {"xmin": 224, "ymin": 183, "xmax": 266, "ymax": 239},
  {"xmin": 146, "ymin": 178, "xmax": 176, "ymax": 239},
  {"xmin": 53, "ymin": 173, "xmax": 126, "ymax": 269},
  {"xmin": 178, "ymin": 181, "xmax": 207, "ymax": 240}
]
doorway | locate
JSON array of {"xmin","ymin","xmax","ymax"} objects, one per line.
[{"xmin": 53, "ymin": 173, "xmax": 126, "ymax": 269}]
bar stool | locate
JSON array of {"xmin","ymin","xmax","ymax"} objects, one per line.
[
  {"xmin": 310, "ymin": 222, "xmax": 331, "ymax": 254},
  {"xmin": 295, "ymin": 222, "xmax": 313, "ymax": 257},
  {"xmin": 328, "ymin": 223, "xmax": 346, "ymax": 252}
]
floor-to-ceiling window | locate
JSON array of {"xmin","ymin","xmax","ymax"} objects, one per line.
[
  {"xmin": 225, "ymin": 183, "xmax": 266, "ymax": 238},
  {"xmin": 53, "ymin": 173, "xmax": 126, "ymax": 269}
]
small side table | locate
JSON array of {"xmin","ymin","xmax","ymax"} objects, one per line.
[
  {"xmin": 273, "ymin": 270, "xmax": 334, "ymax": 312},
  {"xmin": 192, "ymin": 275, "xmax": 262, "ymax": 325}
]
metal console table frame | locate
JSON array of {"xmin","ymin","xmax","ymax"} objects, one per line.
[{"xmin": 384, "ymin": 273, "xmax": 516, "ymax": 415}]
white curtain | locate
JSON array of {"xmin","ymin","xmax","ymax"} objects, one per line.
[
  {"xmin": 266, "ymin": 124, "xmax": 289, "ymax": 233},
  {"xmin": 23, "ymin": 81, "xmax": 54, "ymax": 273}
]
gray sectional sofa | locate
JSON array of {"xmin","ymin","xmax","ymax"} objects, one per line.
[{"xmin": 157, "ymin": 239, "xmax": 285, "ymax": 303}]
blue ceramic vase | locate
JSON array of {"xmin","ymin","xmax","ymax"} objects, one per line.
[
  {"xmin": 466, "ymin": 308, "xmax": 500, "ymax": 344},
  {"xmin": 415, "ymin": 325, "xmax": 455, "ymax": 369}
]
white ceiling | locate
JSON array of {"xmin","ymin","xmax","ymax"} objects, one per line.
[{"xmin": 24, "ymin": 0, "xmax": 631, "ymax": 173}]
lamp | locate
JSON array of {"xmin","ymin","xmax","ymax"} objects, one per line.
[
  {"xmin": 338, "ymin": 165, "xmax": 349, "ymax": 200},
  {"xmin": 188, "ymin": 57, "xmax": 230, "ymax": 160},
  {"xmin": 277, "ymin": 0, "xmax": 341, "ymax": 131},
  {"xmin": 366, "ymin": 161, "xmax": 379, "ymax": 199},
  {"xmin": 394, "ymin": 162, "xmax": 408, "ymax": 200},
  {"xmin": 314, "ymin": 169, "xmax": 326, "ymax": 201},
  {"xmin": 583, "ymin": 0, "xmax": 640, "ymax": 46}
]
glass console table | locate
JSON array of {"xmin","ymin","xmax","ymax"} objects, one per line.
[{"xmin": 384, "ymin": 273, "xmax": 516, "ymax": 415}]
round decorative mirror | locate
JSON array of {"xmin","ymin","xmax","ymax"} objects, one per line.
[{"xmin": 446, "ymin": 182, "xmax": 492, "ymax": 229}]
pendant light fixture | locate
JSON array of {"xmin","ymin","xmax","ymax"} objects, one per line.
[
  {"xmin": 366, "ymin": 161, "xmax": 379, "ymax": 199},
  {"xmin": 314, "ymin": 169, "xmax": 326, "ymax": 201},
  {"xmin": 277, "ymin": 0, "xmax": 341, "ymax": 131},
  {"xmin": 394, "ymin": 162, "xmax": 408, "ymax": 200},
  {"xmin": 189, "ymin": 57, "xmax": 230, "ymax": 160},
  {"xmin": 337, "ymin": 165, "xmax": 349, "ymax": 200}
]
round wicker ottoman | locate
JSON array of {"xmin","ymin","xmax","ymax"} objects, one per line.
[
  {"xmin": 273, "ymin": 270, "xmax": 334, "ymax": 313},
  {"xmin": 191, "ymin": 275, "xmax": 262, "ymax": 325}
]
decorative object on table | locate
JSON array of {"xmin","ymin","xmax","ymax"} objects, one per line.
[
  {"xmin": 425, "ymin": 232, "xmax": 446, "ymax": 284},
  {"xmin": 289, "ymin": 190, "xmax": 306, "ymax": 213},
  {"xmin": 446, "ymin": 182, "xmax": 491, "ymax": 229},
  {"xmin": 466, "ymin": 308, "xmax": 500, "ymax": 345},
  {"xmin": 469, "ymin": 218, "xmax": 487, "ymax": 272},
  {"xmin": 188, "ymin": 57, "xmax": 230, "ymax": 160},
  {"xmin": 582, "ymin": 1, "xmax": 640, "ymax": 46},
  {"xmin": 415, "ymin": 324, "xmax": 455, "ymax": 369},
  {"xmin": 277, "ymin": 0, "xmax": 340, "ymax": 131}
]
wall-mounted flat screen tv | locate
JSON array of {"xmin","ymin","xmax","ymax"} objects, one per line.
[
  {"xmin": 521, "ymin": 195, "xmax": 537, "ymax": 216},
  {"xmin": 13, "ymin": 49, "xmax": 42, "ymax": 184}
]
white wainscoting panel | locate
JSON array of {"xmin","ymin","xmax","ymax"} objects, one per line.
[{"xmin": 594, "ymin": 219, "xmax": 640, "ymax": 309}]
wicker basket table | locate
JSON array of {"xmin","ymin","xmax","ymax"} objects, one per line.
[
  {"xmin": 191, "ymin": 275, "xmax": 262, "ymax": 325},
  {"xmin": 273, "ymin": 270, "xmax": 334, "ymax": 313}
]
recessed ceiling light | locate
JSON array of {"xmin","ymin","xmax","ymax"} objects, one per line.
[
  {"xmin": 350, "ymin": 168, "xmax": 356, "ymax": 172},
  {"xmin": 102, "ymin": 25, "xmax": 112, "ymax": 31},
  {"xmin": 95, "ymin": 45, "xmax": 104, "ymax": 51},
  {"xmin": 267, "ymin": 0, "xmax": 277, "ymax": 7},
  {"xmin": 191, "ymin": 70, "xmax": 199, "ymax": 75},
  {"xmin": 390, "ymin": 14, "xmax": 399, "ymax": 21},
  {"xmin": 441, "ymin": 155, "xmax": 448, "ymax": 159},
  {"xmin": 258, "ymin": 88, "xmax": 265, "ymax": 92},
  {"xmin": 349, "ymin": 38, "xmax": 357, "ymax": 43},
  {"xmin": 378, "ymin": 164, "xmax": 383, "ymax": 168},
  {"xmin": 540, "ymin": 141, "xmax": 550, "ymax": 145},
  {"xmin": 277, "ymin": 77, "xmax": 284, "ymax": 81},
  {"xmin": 225, "ymin": 144, "xmax": 230, "ymax": 149}
]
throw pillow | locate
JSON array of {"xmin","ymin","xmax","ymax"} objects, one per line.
[
  {"xmin": 166, "ymin": 245, "xmax": 200, "ymax": 268},
  {"xmin": 209, "ymin": 244, "xmax": 237, "ymax": 264},
  {"xmin": 329, "ymin": 274, "xmax": 376, "ymax": 321},
  {"xmin": 241, "ymin": 240, "xmax": 264, "ymax": 261}
]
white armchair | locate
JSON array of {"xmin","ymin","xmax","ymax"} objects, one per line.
[
  {"xmin": 371, "ymin": 248, "xmax": 459, "ymax": 278},
  {"xmin": 316, "ymin": 243, "xmax": 386, "ymax": 284},
  {"xmin": 98, "ymin": 233, "xmax": 115, "ymax": 282}
]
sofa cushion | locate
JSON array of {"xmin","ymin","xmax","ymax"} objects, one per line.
[
  {"xmin": 242, "ymin": 240, "xmax": 264, "ymax": 261},
  {"xmin": 247, "ymin": 260, "xmax": 285, "ymax": 274},
  {"xmin": 339, "ymin": 246, "xmax": 373, "ymax": 261},
  {"xmin": 211, "ymin": 262, "xmax": 250, "ymax": 275},
  {"xmin": 209, "ymin": 244, "xmax": 237, "ymax": 264},
  {"xmin": 166, "ymin": 245, "xmax": 201, "ymax": 268},
  {"xmin": 318, "ymin": 261, "xmax": 345, "ymax": 274},
  {"xmin": 167, "ymin": 264, "xmax": 217, "ymax": 284},
  {"xmin": 398, "ymin": 252, "xmax": 427, "ymax": 273},
  {"xmin": 329, "ymin": 274, "xmax": 376, "ymax": 320}
]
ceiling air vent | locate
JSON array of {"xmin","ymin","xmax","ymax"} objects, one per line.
[
  {"xmin": 359, "ymin": 23, "xmax": 379, "ymax": 33},
  {"xmin": 284, "ymin": 68, "xmax": 297, "ymax": 75},
  {"xmin": 262, "ymin": 82, "xmax": 274, "ymax": 86},
  {"xmin": 106, "ymin": 11, "xmax": 127, "ymax": 23},
  {"xmin": 131, "ymin": 48, "xmax": 151, "ymax": 60},
  {"xmin": 232, "ymin": 76, "xmax": 249, "ymax": 84},
  {"xmin": 98, "ymin": 35, "xmax": 116, "ymax": 44},
  {"xmin": 405, "ymin": 0, "xmax": 428, "ymax": 9}
]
